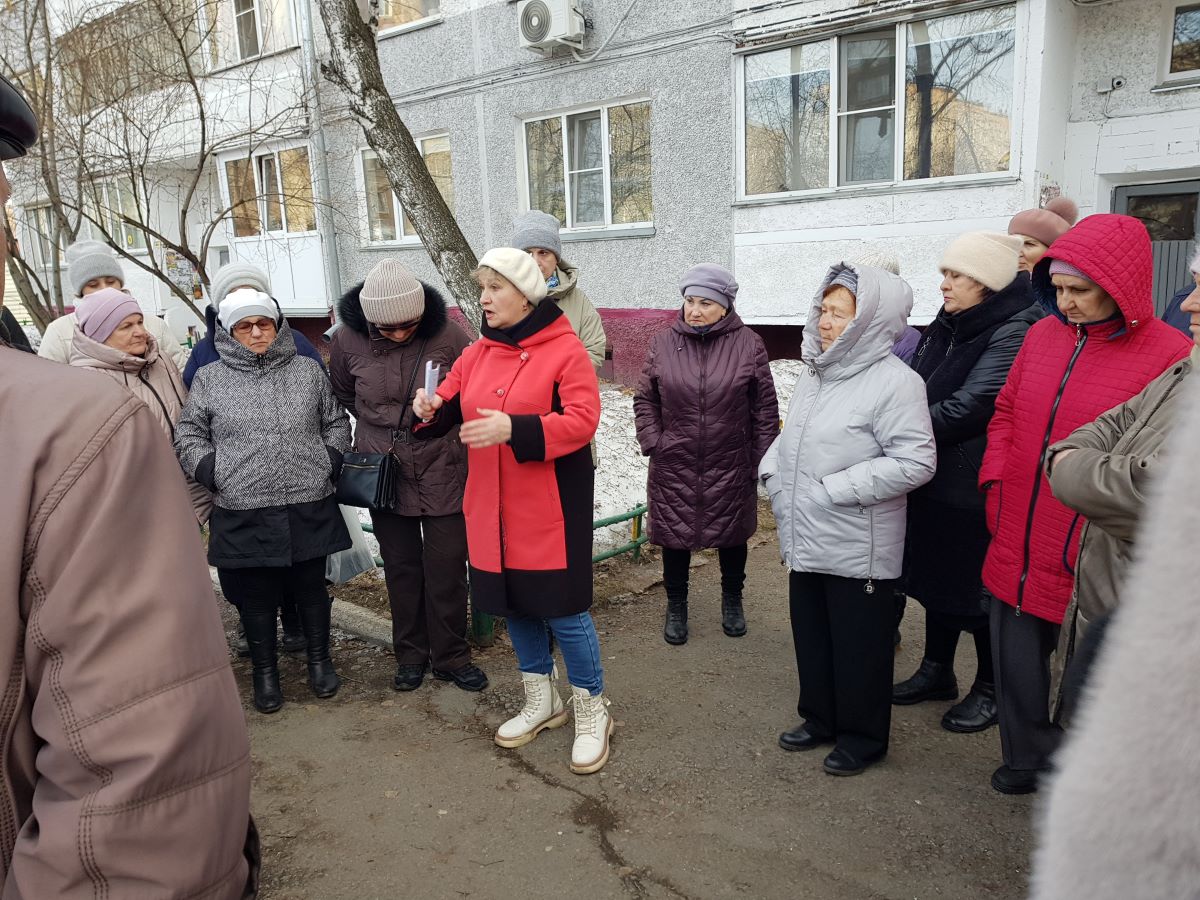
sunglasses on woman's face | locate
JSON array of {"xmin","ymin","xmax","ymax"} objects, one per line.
[{"xmin": 377, "ymin": 319, "xmax": 420, "ymax": 333}]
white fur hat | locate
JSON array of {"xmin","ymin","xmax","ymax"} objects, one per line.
[{"xmin": 939, "ymin": 231, "xmax": 1022, "ymax": 292}]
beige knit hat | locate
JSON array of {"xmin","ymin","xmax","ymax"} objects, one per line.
[
  {"xmin": 939, "ymin": 231, "xmax": 1022, "ymax": 292},
  {"xmin": 476, "ymin": 247, "xmax": 548, "ymax": 305},
  {"xmin": 359, "ymin": 260, "xmax": 425, "ymax": 325}
]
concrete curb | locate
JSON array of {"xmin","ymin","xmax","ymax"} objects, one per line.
[{"xmin": 208, "ymin": 567, "xmax": 393, "ymax": 651}]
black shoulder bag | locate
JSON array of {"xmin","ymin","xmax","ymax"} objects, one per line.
[{"xmin": 335, "ymin": 339, "xmax": 429, "ymax": 510}]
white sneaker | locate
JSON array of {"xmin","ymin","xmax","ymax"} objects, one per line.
[
  {"xmin": 569, "ymin": 686, "xmax": 613, "ymax": 775},
  {"xmin": 495, "ymin": 672, "xmax": 569, "ymax": 748}
]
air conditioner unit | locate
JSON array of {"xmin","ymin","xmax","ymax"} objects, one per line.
[{"xmin": 518, "ymin": 0, "xmax": 585, "ymax": 53}]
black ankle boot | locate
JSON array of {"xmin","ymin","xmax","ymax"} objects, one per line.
[
  {"xmin": 299, "ymin": 597, "xmax": 340, "ymax": 699},
  {"xmin": 942, "ymin": 681, "xmax": 998, "ymax": 733},
  {"xmin": 279, "ymin": 599, "xmax": 306, "ymax": 654},
  {"xmin": 721, "ymin": 593, "xmax": 746, "ymax": 637},
  {"xmin": 892, "ymin": 659, "xmax": 958, "ymax": 705},
  {"xmin": 242, "ymin": 612, "xmax": 283, "ymax": 714},
  {"xmin": 663, "ymin": 595, "xmax": 688, "ymax": 645}
]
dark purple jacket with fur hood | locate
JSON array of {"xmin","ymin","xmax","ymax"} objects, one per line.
[
  {"xmin": 634, "ymin": 310, "xmax": 779, "ymax": 550},
  {"xmin": 328, "ymin": 281, "xmax": 471, "ymax": 518}
]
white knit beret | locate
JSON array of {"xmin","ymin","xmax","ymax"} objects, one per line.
[
  {"xmin": 939, "ymin": 231, "xmax": 1022, "ymax": 292},
  {"xmin": 477, "ymin": 247, "xmax": 548, "ymax": 305}
]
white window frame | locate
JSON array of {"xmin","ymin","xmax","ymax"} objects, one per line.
[
  {"xmin": 519, "ymin": 97, "xmax": 654, "ymax": 234},
  {"xmin": 1160, "ymin": 0, "xmax": 1200, "ymax": 85},
  {"xmin": 735, "ymin": 4, "xmax": 1023, "ymax": 202},
  {"xmin": 376, "ymin": 0, "xmax": 444, "ymax": 39},
  {"xmin": 25, "ymin": 205, "xmax": 62, "ymax": 270},
  {"xmin": 357, "ymin": 133, "xmax": 454, "ymax": 247},
  {"xmin": 88, "ymin": 181, "xmax": 149, "ymax": 255},
  {"xmin": 204, "ymin": 0, "xmax": 299, "ymax": 69},
  {"xmin": 219, "ymin": 142, "xmax": 317, "ymax": 241},
  {"xmin": 233, "ymin": 0, "xmax": 262, "ymax": 60}
]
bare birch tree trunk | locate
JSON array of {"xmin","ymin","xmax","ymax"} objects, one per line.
[{"xmin": 318, "ymin": 0, "xmax": 482, "ymax": 331}]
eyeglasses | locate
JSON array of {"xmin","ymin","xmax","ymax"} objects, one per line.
[
  {"xmin": 376, "ymin": 319, "xmax": 421, "ymax": 333},
  {"xmin": 232, "ymin": 318, "xmax": 277, "ymax": 336}
]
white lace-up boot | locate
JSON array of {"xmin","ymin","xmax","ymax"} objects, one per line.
[
  {"xmin": 569, "ymin": 686, "xmax": 613, "ymax": 775},
  {"xmin": 495, "ymin": 671, "xmax": 568, "ymax": 748}
]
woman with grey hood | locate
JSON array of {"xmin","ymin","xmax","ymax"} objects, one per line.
[
  {"xmin": 176, "ymin": 288, "xmax": 351, "ymax": 714},
  {"xmin": 760, "ymin": 262, "xmax": 935, "ymax": 776}
]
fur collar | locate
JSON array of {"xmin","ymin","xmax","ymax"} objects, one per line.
[{"xmin": 336, "ymin": 279, "xmax": 450, "ymax": 341}]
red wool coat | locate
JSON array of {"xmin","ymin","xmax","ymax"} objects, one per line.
[
  {"xmin": 980, "ymin": 214, "xmax": 1192, "ymax": 623},
  {"xmin": 416, "ymin": 302, "xmax": 600, "ymax": 618}
]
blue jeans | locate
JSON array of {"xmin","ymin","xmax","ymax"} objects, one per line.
[{"xmin": 506, "ymin": 613, "xmax": 604, "ymax": 696}]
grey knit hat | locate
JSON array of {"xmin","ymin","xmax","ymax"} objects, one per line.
[
  {"xmin": 359, "ymin": 260, "xmax": 426, "ymax": 325},
  {"xmin": 679, "ymin": 263, "xmax": 738, "ymax": 309},
  {"xmin": 65, "ymin": 240, "xmax": 123, "ymax": 297},
  {"xmin": 510, "ymin": 210, "xmax": 563, "ymax": 260},
  {"xmin": 209, "ymin": 261, "xmax": 271, "ymax": 307}
]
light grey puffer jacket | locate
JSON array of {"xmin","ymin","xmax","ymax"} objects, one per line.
[{"xmin": 759, "ymin": 263, "xmax": 936, "ymax": 581}]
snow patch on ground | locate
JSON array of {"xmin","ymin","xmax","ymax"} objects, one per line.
[{"xmin": 352, "ymin": 359, "xmax": 807, "ymax": 556}]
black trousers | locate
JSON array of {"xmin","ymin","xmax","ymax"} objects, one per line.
[
  {"xmin": 218, "ymin": 557, "xmax": 328, "ymax": 620},
  {"xmin": 790, "ymin": 571, "xmax": 895, "ymax": 762},
  {"xmin": 661, "ymin": 544, "xmax": 748, "ymax": 598},
  {"xmin": 990, "ymin": 596, "xmax": 1063, "ymax": 771},
  {"xmin": 372, "ymin": 510, "xmax": 470, "ymax": 671},
  {"xmin": 924, "ymin": 610, "xmax": 995, "ymax": 684}
]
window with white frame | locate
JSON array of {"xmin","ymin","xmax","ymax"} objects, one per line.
[
  {"xmin": 377, "ymin": 0, "xmax": 441, "ymax": 32},
  {"xmin": 209, "ymin": 0, "xmax": 295, "ymax": 67},
  {"xmin": 523, "ymin": 100, "xmax": 653, "ymax": 229},
  {"xmin": 86, "ymin": 181, "xmax": 148, "ymax": 252},
  {"xmin": 1168, "ymin": 2, "xmax": 1200, "ymax": 77},
  {"xmin": 361, "ymin": 135, "xmax": 454, "ymax": 242},
  {"xmin": 26, "ymin": 206, "xmax": 63, "ymax": 269},
  {"xmin": 742, "ymin": 4, "xmax": 1016, "ymax": 196},
  {"xmin": 223, "ymin": 147, "xmax": 315, "ymax": 238}
]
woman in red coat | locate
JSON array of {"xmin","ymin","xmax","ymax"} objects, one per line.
[
  {"xmin": 413, "ymin": 247, "xmax": 610, "ymax": 775},
  {"xmin": 979, "ymin": 213, "xmax": 1191, "ymax": 795}
]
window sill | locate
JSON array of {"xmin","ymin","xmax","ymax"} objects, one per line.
[
  {"xmin": 1151, "ymin": 77, "xmax": 1200, "ymax": 93},
  {"xmin": 204, "ymin": 44, "xmax": 300, "ymax": 78},
  {"xmin": 560, "ymin": 224, "xmax": 656, "ymax": 242},
  {"xmin": 232, "ymin": 229, "xmax": 319, "ymax": 241},
  {"xmin": 377, "ymin": 16, "xmax": 444, "ymax": 40},
  {"xmin": 361, "ymin": 238, "xmax": 424, "ymax": 250},
  {"xmin": 735, "ymin": 173, "xmax": 1018, "ymax": 207}
]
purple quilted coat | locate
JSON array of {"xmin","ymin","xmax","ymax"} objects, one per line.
[{"xmin": 634, "ymin": 311, "xmax": 779, "ymax": 550}]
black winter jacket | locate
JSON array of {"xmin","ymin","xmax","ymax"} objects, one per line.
[{"xmin": 910, "ymin": 275, "xmax": 1042, "ymax": 509}]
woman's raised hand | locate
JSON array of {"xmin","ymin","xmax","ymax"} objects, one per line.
[{"xmin": 413, "ymin": 388, "xmax": 443, "ymax": 422}]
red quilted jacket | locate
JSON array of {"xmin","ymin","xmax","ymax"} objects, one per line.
[{"xmin": 979, "ymin": 214, "xmax": 1191, "ymax": 623}]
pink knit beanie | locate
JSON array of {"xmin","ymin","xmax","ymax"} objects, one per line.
[
  {"xmin": 76, "ymin": 287, "xmax": 142, "ymax": 343},
  {"xmin": 1009, "ymin": 197, "xmax": 1079, "ymax": 248}
]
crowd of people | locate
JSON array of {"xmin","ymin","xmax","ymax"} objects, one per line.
[{"xmin": 5, "ymin": 68, "xmax": 1200, "ymax": 895}]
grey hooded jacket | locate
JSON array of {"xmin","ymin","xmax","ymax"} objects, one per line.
[
  {"xmin": 176, "ymin": 321, "xmax": 350, "ymax": 511},
  {"xmin": 759, "ymin": 264, "xmax": 936, "ymax": 581}
]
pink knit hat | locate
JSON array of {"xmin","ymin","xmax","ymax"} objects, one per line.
[
  {"xmin": 1009, "ymin": 197, "xmax": 1079, "ymax": 248},
  {"xmin": 76, "ymin": 287, "xmax": 142, "ymax": 343}
]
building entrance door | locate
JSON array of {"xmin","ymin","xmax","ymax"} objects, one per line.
[{"xmin": 1114, "ymin": 180, "xmax": 1200, "ymax": 315}]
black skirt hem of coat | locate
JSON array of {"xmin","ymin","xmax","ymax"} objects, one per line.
[{"xmin": 207, "ymin": 494, "xmax": 351, "ymax": 569}]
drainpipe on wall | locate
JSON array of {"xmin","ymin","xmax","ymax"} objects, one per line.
[{"xmin": 297, "ymin": 0, "xmax": 343, "ymax": 316}]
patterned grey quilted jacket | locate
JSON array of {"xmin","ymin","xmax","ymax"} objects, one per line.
[{"xmin": 176, "ymin": 321, "xmax": 351, "ymax": 512}]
